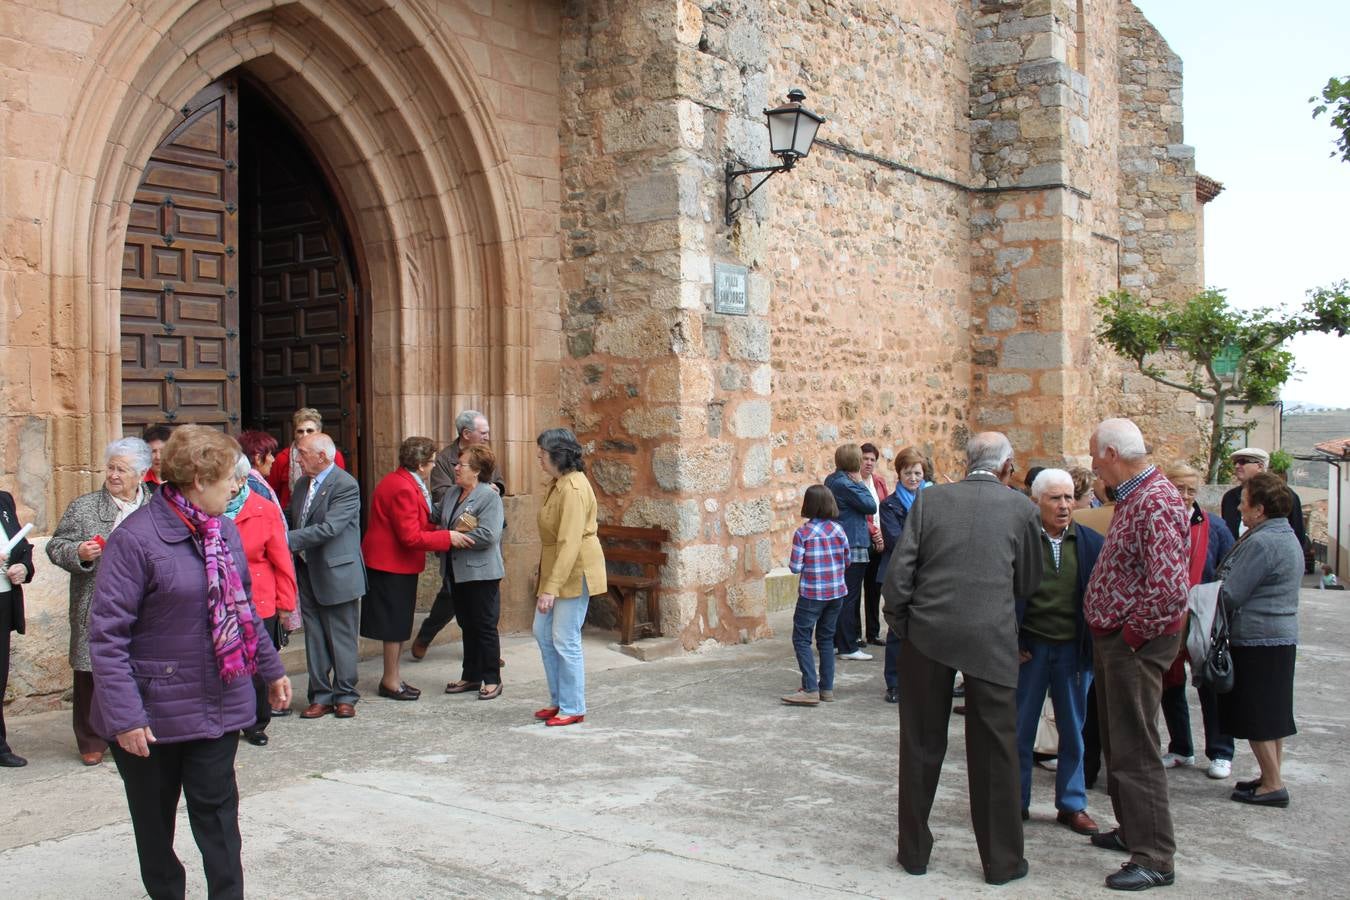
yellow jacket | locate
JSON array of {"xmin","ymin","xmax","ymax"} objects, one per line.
[{"xmin": 537, "ymin": 471, "xmax": 607, "ymax": 598}]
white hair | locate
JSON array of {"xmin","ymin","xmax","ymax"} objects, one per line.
[
  {"xmin": 1031, "ymin": 468, "xmax": 1075, "ymax": 499},
  {"xmin": 966, "ymin": 431, "xmax": 1014, "ymax": 474},
  {"xmin": 105, "ymin": 437, "xmax": 153, "ymax": 476},
  {"xmin": 1094, "ymin": 418, "xmax": 1147, "ymax": 460},
  {"xmin": 455, "ymin": 409, "xmax": 485, "ymax": 438},
  {"xmin": 232, "ymin": 452, "xmax": 251, "ymax": 480},
  {"xmin": 305, "ymin": 433, "xmax": 337, "ymax": 459}
]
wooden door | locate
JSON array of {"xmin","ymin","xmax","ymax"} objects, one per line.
[
  {"xmin": 241, "ymin": 96, "xmax": 360, "ymax": 471},
  {"xmin": 121, "ymin": 79, "xmax": 240, "ymax": 433}
]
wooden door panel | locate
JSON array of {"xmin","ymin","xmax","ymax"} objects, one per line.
[{"xmin": 120, "ymin": 78, "xmax": 240, "ymax": 434}]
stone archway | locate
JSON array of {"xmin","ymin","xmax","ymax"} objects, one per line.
[{"xmin": 45, "ymin": 0, "xmax": 534, "ymax": 508}]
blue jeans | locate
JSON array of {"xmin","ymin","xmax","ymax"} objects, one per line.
[
  {"xmin": 792, "ymin": 597, "xmax": 842, "ymax": 692},
  {"xmin": 832, "ymin": 562, "xmax": 868, "ymax": 654},
  {"xmin": 533, "ymin": 583, "xmax": 591, "ymax": 716},
  {"xmin": 1015, "ymin": 638, "xmax": 1092, "ymax": 813}
]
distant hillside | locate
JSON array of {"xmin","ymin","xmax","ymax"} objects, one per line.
[{"xmin": 1284, "ymin": 410, "xmax": 1350, "ymax": 487}]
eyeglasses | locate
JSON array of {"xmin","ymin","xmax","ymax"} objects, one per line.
[{"xmin": 1232, "ymin": 458, "xmax": 1259, "ymax": 466}]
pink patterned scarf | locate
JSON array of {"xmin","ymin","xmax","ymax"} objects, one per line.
[{"xmin": 162, "ymin": 483, "xmax": 260, "ymax": 682}]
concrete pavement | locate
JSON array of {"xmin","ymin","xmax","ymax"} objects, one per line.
[{"xmin": 2, "ymin": 586, "xmax": 1347, "ymax": 898}]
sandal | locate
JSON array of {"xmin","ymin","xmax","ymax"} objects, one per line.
[
  {"xmin": 478, "ymin": 683, "xmax": 503, "ymax": 701},
  {"xmin": 444, "ymin": 680, "xmax": 482, "ymax": 694}
]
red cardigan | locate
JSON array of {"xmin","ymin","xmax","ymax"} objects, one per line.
[
  {"xmin": 361, "ymin": 468, "xmax": 452, "ymax": 574},
  {"xmin": 267, "ymin": 445, "xmax": 347, "ymax": 509},
  {"xmin": 233, "ymin": 490, "xmax": 297, "ymax": 620}
]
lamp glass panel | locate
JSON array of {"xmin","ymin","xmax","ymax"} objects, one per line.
[
  {"xmin": 766, "ymin": 110, "xmax": 798, "ymax": 156},
  {"xmin": 792, "ymin": 114, "xmax": 822, "ymax": 157}
]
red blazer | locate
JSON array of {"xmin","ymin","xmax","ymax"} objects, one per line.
[
  {"xmin": 233, "ymin": 490, "xmax": 297, "ymax": 620},
  {"xmin": 361, "ymin": 468, "xmax": 452, "ymax": 574},
  {"xmin": 267, "ymin": 445, "xmax": 347, "ymax": 509}
]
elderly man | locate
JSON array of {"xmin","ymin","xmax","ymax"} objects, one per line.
[
  {"xmin": 1015, "ymin": 469, "xmax": 1105, "ymax": 836},
  {"xmin": 1083, "ymin": 418, "xmax": 1189, "ymax": 891},
  {"xmin": 288, "ymin": 432, "xmax": 367, "ymax": 719},
  {"xmin": 414, "ymin": 409, "xmax": 506, "ymax": 660},
  {"xmin": 883, "ymin": 432, "xmax": 1042, "ymax": 885},
  {"xmin": 1220, "ymin": 447, "xmax": 1306, "ymax": 547}
]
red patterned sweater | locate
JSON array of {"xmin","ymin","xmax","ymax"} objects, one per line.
[{"xmin": 1084, "ymin": 467, "xmax": 1190, "ymax": 649}]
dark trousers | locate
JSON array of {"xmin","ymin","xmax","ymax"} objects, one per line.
[
  {"xmin": 863, "ymin": 551, "xmax": 882, "ymax": 642},
  {"xmin": 897, "ymin": 640, "xmax": 1024, "ymax": 881},
  {"xmin": 832, "ymin": 562, "xmax": 867, "ymax": 654},
  {"xmin": 1093, "ymin": 630, "xmax": 1179, "ymax": 873},
  {"xmin": 1160, "ymin": 680, "xmax": 1234, "ymax": 761},
  {"xmin": 883, "ymin": 627, "xmax": 902, "ymax": 691},
  {"xmin": 451, "ymin": 574, "xmax": 502, "ymax": 685},
  {"xmin": 416, "ymin": 580, "xmax": 456, "ymax": 646},
  {"xmin": 247, "ymin": 616, "xmax": 282, "ymax": 736},
  {"xmin": 1082, "ymin": 686, "xmax": 1102, "ymax": 788},
  {"xmin": 73, "ymin": 669, "xmax": 108, "ymax": 755},
  {"xmin": 111, "ymin": 733, "xmax": 244, "ymax": 900},
  {"xmin": 0, "ymin": 600, "xmax": 11, "ymax": 753}
]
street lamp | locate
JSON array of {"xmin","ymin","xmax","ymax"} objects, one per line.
[{"xmin": 724, "ymin": 88, "xmax": 825, "ymax": 225}]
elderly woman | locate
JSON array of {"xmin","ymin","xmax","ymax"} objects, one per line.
[
  {"xmin": 360, "ymin": 437, "xmax": 457, "ymax": 701},
  {"xmin": 859, "ymin": 442, "xmax": 890, "ymax": 647},
  {"xmin": 1, "ymin": 488, "xmax": 36, "ymax": 768},
  {"xmin": 47, "ymin": 436, "xmax": 154, "ymax": 765},
  {"xmin": 533, "ymin": 428, "xmax": 607, "ymax": 727},
  {"xmin": 440, "ymin": 444, "xmax": 507, "ymax": 700},
  {"xmin": 879, "ymin": 446, "xmax": 926, "ymax": 703},
  {"xmin": 224, "ymin": 453, "xmax": 297, "ymax": 744},
  {"xmin": 1216, "ymin": 472, "xmax": 1304, "ymax": 808},
  {"xmin": 237, "ymin": 429, "xmax": 282, "ymax": 508},
  {"xmin": 1158, "ymin": 462, "xmax": 1237, "ymax": 778},
  {"xmin": 266, "ymin": 408, "xmax": 347, "ymax": 509},
  {"xmin": 88, "ymin": 425, "xmax": 290, "ymax": 898}
]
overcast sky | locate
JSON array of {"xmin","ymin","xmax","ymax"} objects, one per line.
[{"xmin": 1132, "ymin": 1, "xmax": 1349, "ymax": 409}]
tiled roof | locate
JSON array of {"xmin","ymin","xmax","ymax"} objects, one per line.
[
  {"xmin": 1313, "ymin": 436, "xmax": 1350, "ymax": 458},
  {"xmin": 1196, "ymin": 174, "xmax": 1224, "ymax": 203}
]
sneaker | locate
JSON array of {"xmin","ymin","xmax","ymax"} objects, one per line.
[
  {"xmin": 1207, "ymin": 758, "xmax": 1232, "ymax": 779},
  {"xmin": 818, "ymin": 690, "xmax": 835, "ymax": 702},
  {"xmin": 782, "ymin": 690, "xmax": 820, "ymax": 706},
  {"xmin": 839, "ymin": 649, "xmax": 874, "ymax": 660},
  {"xmin": 1160, "ymin": 753, "xmax": 1195, "ymax": 768}
]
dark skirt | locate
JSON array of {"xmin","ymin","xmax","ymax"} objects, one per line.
[
  {"xmin": 1217, "ymin": 644, "xmax": 1297, "ymax": 741},
  {"xmin": 359, "ymin": 569, "xmax": 420, "ymax": 642}
]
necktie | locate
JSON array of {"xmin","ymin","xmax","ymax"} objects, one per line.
[{"xmin": 301, "ymin": 479, "xmax": 318, "ymax": 525}]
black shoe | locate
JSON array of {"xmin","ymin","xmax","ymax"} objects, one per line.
[
  {"xmin": 1234, "ymin": 777, "xmax": 1261, "ymax": 792},
  {"xmin": 243, "ymin": 731, "xmax": 269, "ymax": 747},
  {"xmin": 1231, "ymin": 786, "xmax": 1289, "ymax": 807},
  {"xmin": 987, "ymin": 858, "xmax": 1029, "ymax": 885},
  {"xmin": 379, "ymin": 682, "xmax": 421, "ymax": 701},
  {"xmin": 0, "ymin": 751, "xmax": 28, "ymax": 767},
  {"xmin": 896, "ymin": 852, "xmax": 926, "ymax": 876},
  {"xmin": 269, "ymin": 706, "xmax": 292, "ymax": 717},
  {"xmin": 885, "ymin": 687, "xmax": 899, "ymax": 704},
  {"xmin": 868, "ymin": 637, "xmax": 886, "ymax": 647},
  {"xmin": 1021, "ymin": 808, "xmax": 1029, "ymax": 821},
  {"xmin": 1105, "ymin": 862, "xmax": 1174, "ymax": 890},
  {"xmin": 1091, "ymin": 829, "xmax": 1129, "ymax": 852}
]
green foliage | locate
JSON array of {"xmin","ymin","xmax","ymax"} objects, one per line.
[
  {"xmin": 1268, "ymin": 449, "xmax": 1294, "ymax": 476},
  {"xmin": 1311, "ymin": 76, "xmax": 1350, "ymax": 164},
  {"xmin": 1095, "ymin": 284, "xmax": 1350, "ymax": 482}
]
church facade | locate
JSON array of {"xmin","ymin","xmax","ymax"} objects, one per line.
[{"xmin": 0, "ymin": 0, "xmax": 1214, "ymax": 706}]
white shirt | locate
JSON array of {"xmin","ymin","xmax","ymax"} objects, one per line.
[
  {"xmin": 0, "ymin": 519, "xmax": 11, "ymax": 594},
  {"xmin": 863, "ymin": 475, "xmax": 880, "ymax": 529}
]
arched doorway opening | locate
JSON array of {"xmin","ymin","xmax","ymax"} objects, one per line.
[{"xmin": 119, "ymin": 75, "xmax": 366, "ymax": 476}]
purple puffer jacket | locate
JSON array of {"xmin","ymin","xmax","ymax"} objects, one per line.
[{"xmin": 88, "ymin": 491, "xmax": 285, "ymax": 744}]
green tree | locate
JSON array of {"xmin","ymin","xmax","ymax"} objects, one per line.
[
  {"xmin": 1095, "ymin": 285, "xmax": 1350, "ymax": 482},
  {"xmin": 1311, "ymin": 75, "xmax": 1350, "ymax": 163}
]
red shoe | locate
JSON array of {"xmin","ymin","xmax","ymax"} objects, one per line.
[
  {"xmin": 534, "ymin": 706, "xmax": 560, "ymax": 720},
  {"xmin": 545, "ymin": 714, "xmax": 584, "ymax": 727}
]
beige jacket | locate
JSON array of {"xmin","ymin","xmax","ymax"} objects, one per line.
[{"xmin": 536, "ymin": 471, "xmax": 607, "ymax": 598}]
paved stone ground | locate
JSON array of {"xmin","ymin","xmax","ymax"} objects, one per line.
[{"xmin": 2, "ymin": 585, "xmax": 1347, "ymax": 898}]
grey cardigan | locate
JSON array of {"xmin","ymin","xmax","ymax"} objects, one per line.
[
  {"xmin": 46, "ymin": 487, "xmax": 150, "ymax": 670},
  {"xmin": 439, "ymin": 482, "xmax": 505, "ymax": 583},
  {"xmin": 1216, "ymin": 517, "xmax": 1303, "ymax": 646}
]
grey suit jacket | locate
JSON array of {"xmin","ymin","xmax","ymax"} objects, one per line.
[
  {"xmin": 882, "ymin": 472, "xmax": 1044, "ymax": 688},
  {"xmin": 439, "ymin": 482, "xmax": 505, "ymax": 583},
  {"xmin": 288, "ymin": 466, "xmax": 367, "ymax": 605}
]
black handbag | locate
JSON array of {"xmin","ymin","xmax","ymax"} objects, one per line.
[{"xmin": 1194, "ymin": 602, "xmax": 1235, "ymax": 694}]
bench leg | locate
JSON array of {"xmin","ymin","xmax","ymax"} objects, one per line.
[
  {"xmin": 645, "ymin": 589, "xmax": 662, "ymax": 638},
  {"xmin": 612, "ymin": 586, "xmax": 635, "ymax": 645}
]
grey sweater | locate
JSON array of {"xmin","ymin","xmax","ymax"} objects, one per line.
[{"xmin": 1216, "ymin": 517, "xmax": 1303, "ymax": 646}]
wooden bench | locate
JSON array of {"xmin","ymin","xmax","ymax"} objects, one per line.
[{"xmin": 597, "ymin": 524, "xmax": 669, "ymax": 645}]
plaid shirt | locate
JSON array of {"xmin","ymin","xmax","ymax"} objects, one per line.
[{"xmin": 790, "ymin": 518, "xmax": 851, "ymax": 601}]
